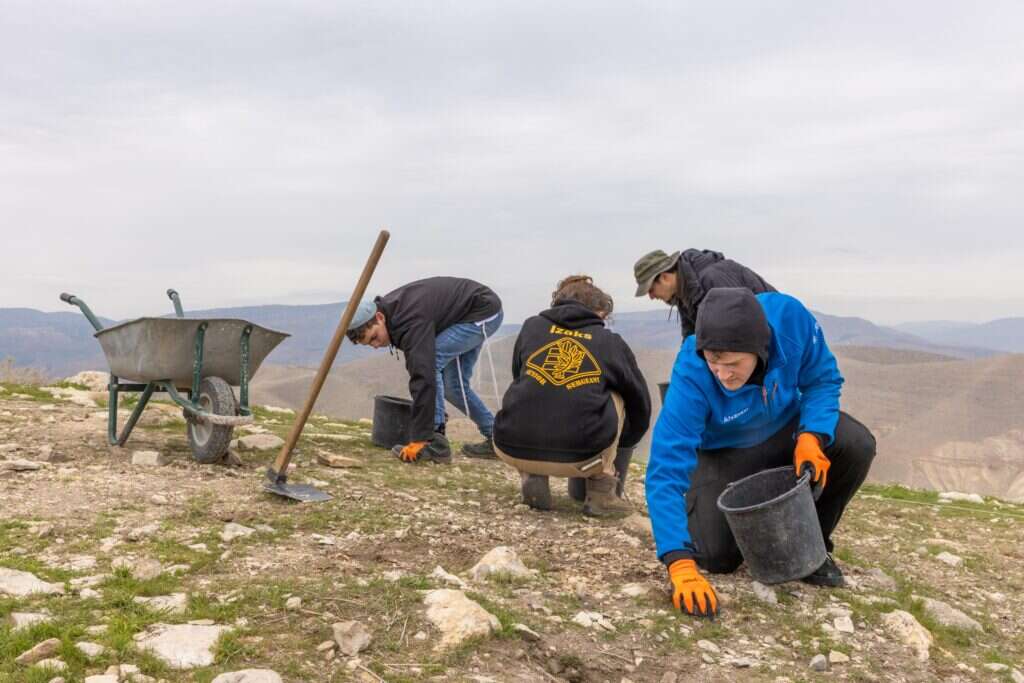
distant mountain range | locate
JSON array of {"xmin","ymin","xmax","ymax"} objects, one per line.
[
  {"xmin": 0, "ymin": 300, "xmax": 1017, "ymax": 378},
  {"xmin": 895, "ymin": 318, "xmax": 1024, "ymax": 354}
]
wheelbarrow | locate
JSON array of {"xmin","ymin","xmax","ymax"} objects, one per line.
[{"xmin": 60, "ymin": 289, "xmax": 289, "ymax": 463}]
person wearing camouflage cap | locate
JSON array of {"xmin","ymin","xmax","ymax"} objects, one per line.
[{"xmin": 634, "ymin": 248, "xmax": 776, "ymax": 338}]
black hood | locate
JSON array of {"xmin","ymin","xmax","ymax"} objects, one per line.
[
  {"xmin": 540, "ymin": 300, "xmax": 605, "ymax": 329},
  {"xmin": 695, "ymin": 287, "xmax": 771, "ymax": 363}
]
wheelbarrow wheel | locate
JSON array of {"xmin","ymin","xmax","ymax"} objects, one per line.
[{"xmin": 187, "ymin": 376, "xmax": 237, "ymax": 464}]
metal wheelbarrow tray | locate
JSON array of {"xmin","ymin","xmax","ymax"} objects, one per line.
[{"xmin": 61, "ymin": 289, "xmax": 289, "ymax": 463}]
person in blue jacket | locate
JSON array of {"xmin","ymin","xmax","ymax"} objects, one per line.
[{"xmin": 645, "ymin": 287, "xmax": 876, "ymax": 618}]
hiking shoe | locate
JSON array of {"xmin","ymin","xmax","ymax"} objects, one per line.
[
  {"xmin": 801, "ymin": 554, "xmax": 845, "ymax": 588},
  {"xmin": 391, "ymin": 433, "xmax": 452, "ymax": 465},
  {"xmin": 461, "ymin": 437, "xmax": 496, "ymax": 459},
  {"xmin": 521, "ymin": 474, "xmax": 552, "ymax": 511},
  {"xmin": 583, "ymin": 474, "xmax": 633, "ymax": 517},
  {"xmin": 571, "ymin": 447, "xmax": 634, "ymax": 501}
]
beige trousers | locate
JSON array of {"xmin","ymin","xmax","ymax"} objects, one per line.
[{"xmin": 495, "ymin": 393, "xmax": 625, "ymax": 479}]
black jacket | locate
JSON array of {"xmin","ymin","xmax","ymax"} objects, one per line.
[
  {"xmin": 493, "ymin": 302, "xmax": 651, "ymax": 462},
  {"xmin": 675, "ymin": 249, "xmax": 775, "ymax": 337},
  {"xmin": 377, "ymin": 277, "xmax": 502, "ymax": 441}
]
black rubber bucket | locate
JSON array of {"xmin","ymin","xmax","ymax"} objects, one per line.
[
  {"xmin": 657, "ymin": 382, "xmax": 670, "ymax": 404},
  {"xmin": 716, "ymin": 466, "xmax": 826, "ymax": 584},
  {"xmin": 371, "ymin": 395, "xmax": 412, "ymax": 449}
]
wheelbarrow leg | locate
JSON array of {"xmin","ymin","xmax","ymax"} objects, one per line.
[
  {"xmin": 238, "ymin": 325, "xmax": 253, "ymax": 417},
  {"xmin": 108, "ymin": 379, "xmax": 155, "ymax": 447}
]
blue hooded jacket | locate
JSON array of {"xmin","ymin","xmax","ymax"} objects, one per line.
[{"xmin": 644, "ymin": 292, "xmax": 843, "ymax": 560}]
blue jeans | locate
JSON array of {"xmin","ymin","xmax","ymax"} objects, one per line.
[{"xmin": 434, "ymin": 311, "xmax": 503, "ymax": 438}]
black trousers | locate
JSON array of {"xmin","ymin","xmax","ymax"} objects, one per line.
[{"xmin": 687, "ymin": 412, "xmax": 876, "ymax": 574}]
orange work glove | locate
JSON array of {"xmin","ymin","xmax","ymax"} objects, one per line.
[
  {"xmin": 794, "ymin": 432, "xmax": 830, "ymax": 489},
  {"xmin": 668, "ymin": 559, "xmax": 718, "ymax": 618},
  {"xmin": 398, "ymin": 441, "xmax": 428, "ymax": 462}
]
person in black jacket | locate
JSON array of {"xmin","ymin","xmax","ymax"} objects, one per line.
[
  {"xmin": 347, "ymin": 277, "xmax": 503, "ymax": 463},
  {"xmin": 634, "ymin": 249, "xmax": 775, "ymax": 338},
  {"xmin": 493, "ymin": 276, "xmax": 651, "ymax": 516}
]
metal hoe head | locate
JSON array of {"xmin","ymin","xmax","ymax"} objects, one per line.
[{"xmin": 263, "ymin": 467, "xmax": 332, "ymax": 503}]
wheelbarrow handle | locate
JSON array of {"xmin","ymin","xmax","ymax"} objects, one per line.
[
  {"xmin": 167, "ymin": 289, "xmax": 184, "ymax": 318},
  {"xmin": 59, "ymin": 292, "xmax": 104, "ymax": 332}
]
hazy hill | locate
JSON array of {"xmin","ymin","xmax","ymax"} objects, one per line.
[
  {"xmin": 252, "ymin": 342, "xmax": 1024, "ymax": 502},
  {"xmin": 0, "ymin": 301, "xmax": 518, "ymax": 377},
  {"xmin": 896, "ymin": 317, "xmax": 1024, "ymax": 354},
  {"xmin": 0, "ymin": 308, "xmax": 114, "ymax": 378},
  {"xmin": 612, "ymin": 309, "xmax": 997, "ymax": 359},
  {"xmin": 0, "ymin": 300, "xmax": 1004, "ymax": 378}
]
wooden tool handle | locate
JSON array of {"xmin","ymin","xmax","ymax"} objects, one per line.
[{"xmin": 270, "ymin": 229, "xmax": 391, "ymax": 477}]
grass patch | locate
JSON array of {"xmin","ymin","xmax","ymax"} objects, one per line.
[
  {"xmin": 213, "ymin": 629, "xmax": 260, "ymax": 667},
  {"xmin": 102, "ymin": 567, "xmax": 182, "ymax": 601},
  {"xmin": 0, "ymin": 383, "xmax": 57, "ymax": 402},
  {"xmin": 861, "ymin": 483, "xmax": 939, "ymax": 504},
  {"xmin": 51, "ymin": 380, "xmax": 91, "ymax": 391}
]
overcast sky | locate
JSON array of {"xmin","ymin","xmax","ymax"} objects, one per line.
[{"xmin": 3, "ymin": 1, "xmax": 1023, "ymax": 324}]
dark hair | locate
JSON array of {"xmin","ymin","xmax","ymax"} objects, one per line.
[
  {"xmin": 346, "ymin": 313, "xmax": 379, "ymax": 343},
  {"xmin": 551, "ymin": 274, "xmax": 614, "ymax": 316}
]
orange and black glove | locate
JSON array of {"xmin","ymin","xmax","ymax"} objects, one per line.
[
  {"xmin": 668, "ymin": 559, "xmax": 718, "ymax": 618},
  {"xmin": 397, "ymin": 441, "xmax": 428, "ymax": 462},
  {"xmin": 794, "ymin": 432, "xmax": 830, "ymax": 489}
]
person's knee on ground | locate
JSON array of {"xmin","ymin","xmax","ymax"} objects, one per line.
[
  {"xmin": 519, "ymin": 471, "xmax": 552, "ymax": 511},
  {"xmin": 696, "ymin": 548, "xmax": 743, "ymax": 575}
]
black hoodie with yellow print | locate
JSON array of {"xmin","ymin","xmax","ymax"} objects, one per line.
[{"xmin": 493, "ymin": 301, "xmax": 651, "ymax": 462}]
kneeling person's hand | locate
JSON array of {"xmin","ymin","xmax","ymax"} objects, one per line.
[
  {"xmin": 398, "ymin": 441, "xmax": 428, "ymax": 462},
  {"xmin": 794, "ymin": 432, "xmax": 830, "ymax": 489},
  {"xmin": 668, "ymin": 559, "xmax": 718, "ymax": 618}
]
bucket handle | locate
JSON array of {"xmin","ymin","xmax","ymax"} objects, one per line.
[
  {"xmin": 798, "ymin": 463, "xmax": 824, "ymax": 501},
  {"xmin": 725, "ymin": 466, "xmax": 823, "ymax": 501}
]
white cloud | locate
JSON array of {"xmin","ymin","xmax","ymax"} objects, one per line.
[{"xmin": 2, "ymin": 1, "xmax": 1023, "ymax": 322}]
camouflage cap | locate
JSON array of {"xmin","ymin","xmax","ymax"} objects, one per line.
[{"xmin": 633, "ymin": 250, "xmax": 680, "ymax": 296}]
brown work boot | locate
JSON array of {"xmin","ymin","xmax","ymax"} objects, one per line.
[{"xmin": 583, "ymin": 474, "xmax": 633, "ymax": 517}]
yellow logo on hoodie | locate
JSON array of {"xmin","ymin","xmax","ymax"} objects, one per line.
[{"xmin": 525, "ymin": 337, "xmax": 602, "ymax": 389}]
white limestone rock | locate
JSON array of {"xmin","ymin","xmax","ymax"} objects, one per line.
[
  {"xmin": 134, "ymin": 622, "xmax": 231, "ymax": 669},
  {"xmin": 0, "ymin": 568, "xmax": 64, "ymax": 597},
  {"xmin": 211, "ymin": 671, "xmax": 284, "ymax": 683},
  {"xmin": 422, "ymin": 589, "xmax": 500, "ymax": 650},
  {"xmin": 469, "ymin": 546, "xmax": 537, "ymax": 582},
  {"xmin": 883, "ymin": 610, "xmax": 933, "ymax": 661}
]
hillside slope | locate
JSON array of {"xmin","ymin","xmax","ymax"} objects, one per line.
[
  {"xmin": 1, "ymin": 388, "xmax": 1022, "ymax": 682},
  {"xmin": 252, "ymin": 344, "xmax": 1024, "ymax": 502}
]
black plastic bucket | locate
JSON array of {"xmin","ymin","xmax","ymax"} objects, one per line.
[
  {"xmin": 657, "ymin": 382, "xmax": 670, "ymax": 404},
  {"xmin": 371, "ymin": 395, "xmax": 412, "ymax": 449},
  {"xmin": 716, "ymin": 466, "xmax": 826, "ymax": 584}
]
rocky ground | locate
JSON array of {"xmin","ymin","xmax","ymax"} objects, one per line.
[{"xmin": 1, "ymin": 376, "xmax": 1023, "ymax": 683}]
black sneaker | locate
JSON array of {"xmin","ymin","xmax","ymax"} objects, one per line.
[
  {"xmin": 801, "ymin": 554, "xmax": 845, "ymax": 588},
  {"xmin": 520, "ymin": 474, "xmax": 552, "ymax": 510},
  {"xmin": 461, "ymin": 437, "xmax": 496, "ymax": 459}
]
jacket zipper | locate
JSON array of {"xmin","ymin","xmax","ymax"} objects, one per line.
[{"xmin": 762, "ymin": 381, "xmax": 778, "ymax": 419}]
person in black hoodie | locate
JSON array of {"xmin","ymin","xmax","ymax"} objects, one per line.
[
  {"xmin": 633, "ymin": 249, "xmax": 775, "ymax": 338},
  {"xmin": 347, "ymin": 277, "xmax": 503, "ymax": 463},
  {"xmin": 493, "ymin": 276, "xmax": 651, "ymax": 516}
]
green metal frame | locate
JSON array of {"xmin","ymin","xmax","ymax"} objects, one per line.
[{"xmin": 105, "ymin": 323, "xmax": 253, "ymax": 446}]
